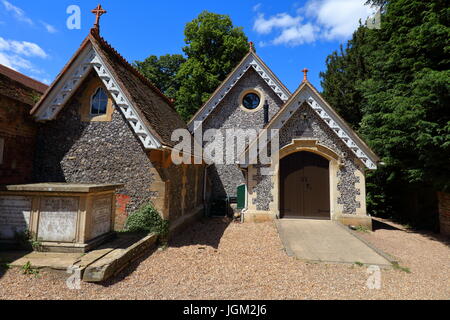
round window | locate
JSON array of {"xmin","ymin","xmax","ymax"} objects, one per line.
[{"xmin": 242, "ymin": 92, "xmax": 261, "ymax": 110}]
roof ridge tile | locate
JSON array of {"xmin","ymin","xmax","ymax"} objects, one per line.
[{"xmin": 90, "ymin": 29, "xmax": 175, "ymax": 108}]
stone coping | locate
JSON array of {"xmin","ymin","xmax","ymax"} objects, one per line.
[{"xmin": 0, "ymin": 183, "xmax": 124, "ymax": 193}]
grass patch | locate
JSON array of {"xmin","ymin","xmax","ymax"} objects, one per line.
[
  {"xmin": 354, "ymin": 261, "xmax": 364, "ymax": 267},
  {"xmin": 354, "ymin": 225, "xmax": 370, "ymax": 233},
  {"xmin": 392, "ymin": 262, "xmax": 411, "ymax": 273},
  {"xmin": 21, "ymin": 261, "xmax": 40, "ymax": 277}
]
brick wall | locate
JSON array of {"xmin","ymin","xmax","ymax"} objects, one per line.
[
  {"xmin": 438, "ymin": 192, "xmax": 450, "ymax": 237},
  {"xmin": 0, "ymin": 95, "xmax": 37, "ymax": 185}
]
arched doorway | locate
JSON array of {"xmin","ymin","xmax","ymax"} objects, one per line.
[{"xmin": 280, "ymin": 151, "xmax": 330, "ymax": 219}]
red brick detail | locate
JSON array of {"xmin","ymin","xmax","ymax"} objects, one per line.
[
  {"xmin": 115, "ymin": 194, "xmax": 131, "ymax": 230},
  {"xmin": 438, "ymin": 192, "xmax": 450, "ymax": 237},
  {"xmin": 0, "ymin": 95, "xmax": 37, "ymax": 184}
]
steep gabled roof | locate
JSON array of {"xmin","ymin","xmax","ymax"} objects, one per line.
[
  {"xmin": 242, "ymin": 80, "xmax": 380, "ymax": 170},
  {"xmin": 0, "ymin": 64, "xmax": 48, "ymax": 106},
  {"xmin": 0, "ymin": 64, "xmax": 48, "ymax": 94},
  {"xmin": 31, "ymin": 29, "xmax": 187, "ymax": 149},
  {"xmin": 187, "ymin": 49, "xmax": 291, "ymax": 132}
]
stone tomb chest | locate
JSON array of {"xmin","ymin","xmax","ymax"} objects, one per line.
[{"xmin": 0, "ymin": 183, "xmax": 123, "ymax": 252}]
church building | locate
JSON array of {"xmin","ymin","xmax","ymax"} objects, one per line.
[
  {"xmin": 30, "ymin": 7, "xmax": 205, "ymax": 230},
  {"xmin": 189, "ymin": 45, "xmax": 379, "ymax": 227},
  {"xmin": 2, "ymin": 4, "xmax": 379, "ymax": 233}
]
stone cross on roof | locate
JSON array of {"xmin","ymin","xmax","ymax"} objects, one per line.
[{"xmin": 92, "ymin": 4, "xmax": 107, "ymax": 32}]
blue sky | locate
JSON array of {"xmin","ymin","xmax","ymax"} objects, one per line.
[{"xmin": 0, "ymin": 0, "xmax": 377, "ymax": 91}]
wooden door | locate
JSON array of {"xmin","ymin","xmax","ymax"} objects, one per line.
[{"xmin": 280, "ymin": 152, "xmax": 330, "ymax": 219}]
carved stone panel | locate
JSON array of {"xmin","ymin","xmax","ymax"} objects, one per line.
[
  {"xmin": 37, "ymin": 197, "xmax": 78, "ymax": 242},
  {"xmin": 90, "ymin": 196, "xmax": 112, "ymax": 239},
  {"xmin": 0, "ymin": 196, "xmax": 32, "ymax": 240}
]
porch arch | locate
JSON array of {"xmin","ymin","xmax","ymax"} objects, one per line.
[{"xmin": 276, "ymin": 139, "xmax": 341, "ymax": 220}]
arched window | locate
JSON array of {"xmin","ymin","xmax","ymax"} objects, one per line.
[{"xmin": 90, "ymin": 87, "xmax": 108, "ymax": 115}]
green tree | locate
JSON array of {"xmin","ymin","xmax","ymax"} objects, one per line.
[
  {"xmin": 134, "ymin": 54, "xmax": 186, "ymax": 100},
  {"xmin": 176, "ymin": 11, "xmax": 249, "ymax": 121},
  {"xmin": 320, "ymin": 26, "xmax": 375, "ymax": 128},
  {"xmin": 321, "ymin": 0, "xmax": 450, "ymax": 229}
]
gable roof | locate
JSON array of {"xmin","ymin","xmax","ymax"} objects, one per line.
[
  {"xmin": 187, "ymin": 49, "xmax": 291, "ymax": 132},
  {"xmin": 0, "ymin": 64, "xmax": 48, "ymax": 106},
  {"xmin": 242, "ymin": 80, "xmax": 380, "ymax": 170},
  {"xmin": 31, "ymin": 29, "xmax": 187, "ymax": 149},
  {"xmin": 0, "ymin": 64, "xmax": 48, "ymax": 94}
]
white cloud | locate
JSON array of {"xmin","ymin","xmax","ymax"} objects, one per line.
[
  {"xmin": 0, "ymin": 52, "xmax": 33, "ymax": 71},
  {"xmin": 272, "ymin": 23, "xmax": 319, "ymax": 46},
  {"xmin": 0, "ymin": 37, "xmax": 48, "ymax": 78},
  {"xmin": 1, "ymin": 0, "xmax": 33, "ymax": 25},
  {"xmin": 254, "ymin": 13, "xmax": 302, "ymax": 35},
  {"xmin": 2, "ymin": 1, "xmax": 57, "ymax": 33},
  {"xmin": 0, "ymin": 37, "xmax": 47, "ymax": 58},
  {"xmin": 253, "ymin": 0, "xmax": 377, "ymax": 47},
  {"xmin": 304, "ymin": 0, "xmax": 375, "ymax": 40},
  {"xmin": 40, "ymin": 21, "xmax": 57, "ymax": 34},
  {"xmin": 253, "ymin": 3, "xmax": 262, "ymax": 12}
]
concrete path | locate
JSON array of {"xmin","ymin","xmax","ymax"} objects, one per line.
[{"xmin": 276, "ymin": 219, "xmax": 391, "ymax": 266}]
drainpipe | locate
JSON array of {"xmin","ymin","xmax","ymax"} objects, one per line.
[
  {"xmin": 203, "ymin": 164, "xmax": 211, "ymax": 217},
  {"xmin": 240, "ymin": 167, "xmax": 249, "ymax": 223},
  {"xmin": 263, "ymin": 101, "xmax": 269, "ymax": 125}
]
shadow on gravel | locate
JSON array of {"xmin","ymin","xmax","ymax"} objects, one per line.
[
  {"xmin": 373, "ymin": 218, "xmax": 450, "ymax": 248},
  {"xmin": 96, "ymin": 217, "xmax": 232, "ymax": 286},
  {"xmin": 411, "ymin": 230, "xmax": 450, "ymax": 249},
  {"xmin": 169, "ymin": 217, "xmax": 231, "ymax": 249},
  {"xmin": 0, "ymin": 250, "xmax": 32, "ymax": 280},
  {"xmin": 372, "ymin": 219, "xmax": 403, "ymax": 231},
  {"xmin": 0, "ymin": 265, "xmax": 7, "ymax": 279}
]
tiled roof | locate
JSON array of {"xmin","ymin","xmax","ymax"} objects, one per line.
[
  {"xmin": 0, "ymin": 64, "xmax": 48, "ymax": 94},
  {"xmin": 0, "ymin": 64, "xmax": 48, "ymax": 106},
  {"xmin": 89, "ymin": 30, "xmax": 187, "ymax": 147},
  {"xmin": 31, "ymin": 29, "xmax": 187, "ymax": 148}
]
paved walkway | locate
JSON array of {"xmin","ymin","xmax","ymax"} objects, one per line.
[{"xmin": 276, "ymin": 219, "xmax": 391, "ymax": 266}]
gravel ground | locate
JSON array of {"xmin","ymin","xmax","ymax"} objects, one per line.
[{"xmin": 0, "ymin": 217, "xmax": 449, "ymax": 300}]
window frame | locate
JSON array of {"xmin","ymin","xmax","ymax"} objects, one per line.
[
  {"xmin": 90, "ymin": 87, "xmax": 109, "ymax": 116},
  {"xmin": 238, "ymin": 88, "xmax": 265, "ymax": 113}
]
